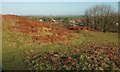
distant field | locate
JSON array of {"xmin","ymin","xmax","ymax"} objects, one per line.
[{"xmin": 2, "ymin": 15, "xmax": 119, "ymax": 70}]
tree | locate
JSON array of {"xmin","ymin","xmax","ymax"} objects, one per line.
[
  {"xmin": 85, "ymin": 4, "xmax": 118, "ymax": 32},
  {"xmin": 43, "ymin": 18, "xmax": 51, "ymax": 22}
]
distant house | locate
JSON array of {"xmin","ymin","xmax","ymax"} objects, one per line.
[
  {"xmin": 40, "ymin": 19, "xmax": 43, "ymax": 21},
  {"xmin": 69, "ymin": 19, "xmax": 84, "ymax": 26},
  {"xmin": 69, "ymin": 20, "xmax": 76, "ymax": 25},
  {"xmin": 52, "ymin": 19, "xmax": 56, "ymax": 22},
  {"xmin": 116, "ymin": 23, "xmax": 118, "ymax": 26},
  {"xmin": 69, "ymin": 20, "xmax": 75, "ymax": 23},
  {"xmin": 79, "ymin": 21, "xmax": 84, "ymax": 26}
]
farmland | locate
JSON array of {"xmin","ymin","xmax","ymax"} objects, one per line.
[{"xmin": 2, "ymin": 15, "xmax": 119, "ymax": 70}]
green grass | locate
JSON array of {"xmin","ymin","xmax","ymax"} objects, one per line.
[
  {"xmin": 2, "ymin": 30, "xmax": 73, "ymax": 70},
  {"xmin": 2, "ymin": 19, "xmax": 118, "ymax": 70},
  {"xmin": 76, "ymin": 30, "xmax": 118, "ymax": 46},
  {"xmin": 0, "ymin": 27, "xmax": 1, "ymax": 69}
]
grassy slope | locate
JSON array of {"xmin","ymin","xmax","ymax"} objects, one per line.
[
  {"xmin": 77, "ymin": 30, "xmax": 118, "ymax": 46},
  {"xmin": 0, "ymin": 16, "xmax": 2, "ymax": 70},
  {"xmin": 2, "ymin": 18, "xmax": 118, "ymax": 70},
  {"xmin": 2, "ymin": 19, "xmax": 73, "ymax": 70}
]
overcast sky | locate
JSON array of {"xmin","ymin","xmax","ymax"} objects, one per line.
[{"xmin": 2, "ymin": 2, "xmax": 118, "ymax": 16}]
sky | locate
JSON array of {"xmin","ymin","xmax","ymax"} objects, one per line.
[
  {"xmin": 2, "ymin": 0, "xmax": 120, "ymax": 2},
  {"xmin": 2, "ymin": 2, "xmax": 118, "ymax": 16}
]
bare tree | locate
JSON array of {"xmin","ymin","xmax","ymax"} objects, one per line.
[{"xmin": 85, "ymin": 4, "xmax": 118, "ymax": 32}]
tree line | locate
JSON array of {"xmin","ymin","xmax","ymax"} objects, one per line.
[{"xmin": 84, "ymin": 4, "xmax": 118, "ymax": 32}]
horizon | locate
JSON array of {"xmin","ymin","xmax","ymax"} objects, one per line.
[
  {"xmin": 1, "ymin": 14, "xmax": 85, "ymax": 17},
  {"xmin": 2, "ymin": 2, "xmax": 118, "ymax": 16}
]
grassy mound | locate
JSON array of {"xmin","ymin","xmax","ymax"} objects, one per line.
[{"xmin": 2, "ymin": 15, "xmax": 119, "ymax": 70}]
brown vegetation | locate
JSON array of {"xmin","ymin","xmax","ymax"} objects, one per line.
[
  {"xmin": 68, "ymin": 26, "xmax": 97, "ymax": 32},
  {"xmin": 2, "ymin": 15, "xmax": 77, "ymax": 43}
]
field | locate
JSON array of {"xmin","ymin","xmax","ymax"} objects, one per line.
[
  {"xmin": 2, "ymin": 15, "xmax": 119, "ymax": 70},
  {"xmin": 0, "ymin": 15, "xmax": 2, "ymax": 70}
]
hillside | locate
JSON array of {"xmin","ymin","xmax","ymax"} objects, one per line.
[
  {"xmin": 2, "ymin": 15, "xmax": 79, "ymax": 43},
  {"xmin": 2, "ymin": 15, "xmax": 119, "ymax": 70}
]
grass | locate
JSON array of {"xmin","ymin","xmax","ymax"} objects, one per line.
[
  {"xmin": 2, "ymin": 29, "xmax": 73, "ymax": 70},
  {"xmin": 2, "ymin": 19, "xmax": 119, "ymax": 70},
  {"xmin": 0, "ymin": 19, "xmax": 2, "ymax": 70},
  {"xmin": 77, "ymin": 30, "xmax": 118, "ymax": 46}
]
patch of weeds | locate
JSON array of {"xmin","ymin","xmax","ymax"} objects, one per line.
[{"xmin": 24, "ymin": 45, "xmax": 120, "ymax": 70}]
